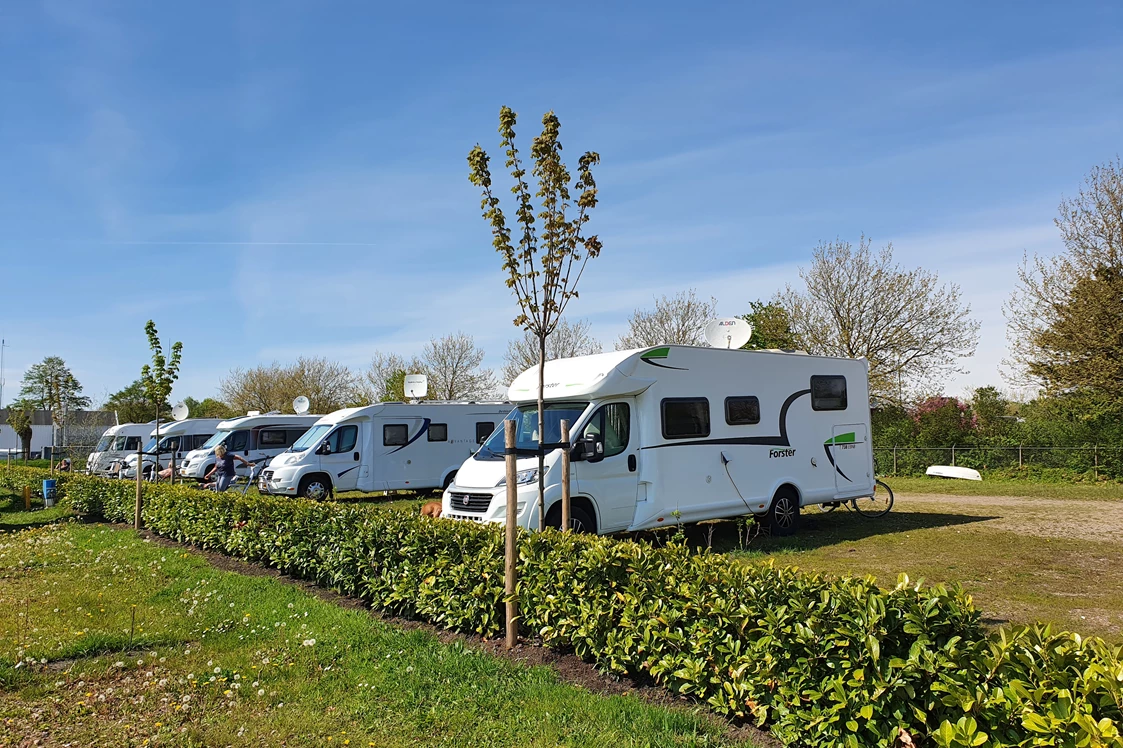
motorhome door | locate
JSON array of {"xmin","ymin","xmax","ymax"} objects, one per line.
[
  {"xmin": 321, "ymin": 423, "xmax": 362, "ymax": 492},
  {"xmin": 574, "ymin": 400, "xmax": 639, "ymax": 533},
  {"xmin": 827, "ymin": 424, "xmax": 871, "ymax": 497}
]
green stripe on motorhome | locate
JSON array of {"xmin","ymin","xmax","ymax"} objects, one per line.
[
  {"xmin": 642, "ymin": 347, "xmax": 671, "ymax": 359},
  {"xmin": 825, "ymin": 432, "xmax": 856, "ymax": 445}
]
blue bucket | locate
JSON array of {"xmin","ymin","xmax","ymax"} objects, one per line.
[{"xmin": 42, "ymin": 479, "xmax": 58, "ymax": 505}]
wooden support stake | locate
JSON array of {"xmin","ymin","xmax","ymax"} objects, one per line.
[
  {"xmin": 504, "ymin": 420, "xmax": 518, "ymax": 649},
  {"xmin": 23, "ymin": 486, "xmax": 30, "ymax": 511},
  {"xmin": 560, "ymin": 419, "xmax": 571, "ymax": 532},
  {"xmin": 134, "ymin": 444, "xmax": 143, "ymax": 530}
]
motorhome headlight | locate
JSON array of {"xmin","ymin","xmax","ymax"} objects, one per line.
[{"xmin": 497, "ymin": 468, "xmax": 539, "ymax": 487}]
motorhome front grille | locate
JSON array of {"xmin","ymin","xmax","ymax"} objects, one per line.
[{"xmin": 448, "ymin": 492, "xmax": 493, "ymax": 512}]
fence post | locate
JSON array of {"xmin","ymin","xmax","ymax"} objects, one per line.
[
  {"xmin": 951, "ymin": 444, "xmax": 956, "ymax": 467},
  {"xmin": 504, "ymin": 420, "xmax": 518, "ymax": 649},
  {"xmin": 23, "ymin": 485, "xmax": 30, "ymax": 511},
  {"xmin": 134, "ymin": 444, "xmax": 143, "ymax": 530},
  {"xmin": 892, "ymin": 445, "xmax": 898, "ymax": 475},
  {"xmin": 1094, "ymin": 445, "xmax": 1099, "ymax": 481},
  {"xmin": 560, "ymin": 420, "xmax": 571, "ymax": 532},
  {"xmin": 1018, "ymin": 444, "xmax": 1023, "ymax": 468}
]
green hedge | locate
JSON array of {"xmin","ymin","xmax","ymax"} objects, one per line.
[
  {"xmin": 14, "ymin": 468, "xmax": 1123, "ymax": 747},
  {"xmin": 0, "ymin": 465, "xmax": 73, "ymax": 498}
]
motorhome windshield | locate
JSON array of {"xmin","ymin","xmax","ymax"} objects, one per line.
[
  {"xmin": 201, "ymin": 431, "xmax": 228, "ymax": 450},
  {"xmin": 95, "ymin": 435, "xmax": 113, "ymax": 452},
  {"xmin": 290, "ymin": 424, "xmax": 331, "ymax": 452},
  {"xmin": 475, "ymin": 403, "xmax": 588, "ymax": 461}
]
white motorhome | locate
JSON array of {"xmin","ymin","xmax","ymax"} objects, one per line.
[
  {"xmin": 86, "ymin": 422, "xmax": 154, "ymax": 477},
  {"xmin": 442, "ymin": 345, "xmax": 874, "ymax": 536},
  {"xmin": 179, "ymin": 414, "xmax": 321, "ymax": 481},
  {"xmin": 260, "ymin": 402, "xmax": 513, "ymax": 499},
  {"xmin": 122, "ymin": 419, "xmax": 224, "ymax": 478}
]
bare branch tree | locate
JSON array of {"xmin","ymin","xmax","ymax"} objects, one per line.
[
  {"xmin": 420, "ymin": 332, "xmax": 496, "ymax": 400},
  {"xmin": 615, "ymin": 290, "xmax": 718, "ymax": 349},
  {"xmin": 1005, "ymin": 158, "xmax": 1123, "ymax": 393},
  {"xmin": 502, "ymin": 318, "xmax": 602, "ymax": 385},
  {"xmin": 219, "ymin": 357, "xmax": 356, "ymax": 414},
  {"xmin": 778, "ymin": 236, "xmax": 979, "ymax": 402},
  {"xmin": 354, "ymin": 352, "xmax": 425, "ymax": 404}
]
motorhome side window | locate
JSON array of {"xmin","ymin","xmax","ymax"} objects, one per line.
[
  {"xmin": 331, "ymin": 425, "xmax": 358, "ymax": 452},
  {"xmin": 125, "ymin": 437, "xmax": 140, "ymax": 451},
  {"xmin": 260, "ymin": 430, "xmax": 287, "ymax": 447},
  {"xmin": 428, "ymin": 423, "xmax": 448, "ymax": 442},
  {"xmin": 228, "ymin": 431, "xmax": 249, "ymax": 451},
  {"xmin": 810, "ymin": 375, "xmax": 848, "ymax": 411},
  {"xmin": 383, "ymin": 425, "xmax": 408, "ymax": 447},
  {"xmin": 661, "ymin": 398, "xmax": 710, "ymax": 439},
  {"xmin": 725, "ymin": 396, "xmax": 761, "ymax": 425},
  {"xmin": 476, "ymin": 422, "xmax": 495, "ymax": 445},
  {"xmin": 581, "ymin": 403, "xmax": 630, "ymax": 457}
]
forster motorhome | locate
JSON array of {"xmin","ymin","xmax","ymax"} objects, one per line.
[
  {"xmin": 179, "ymin": 413, "xmax": 321, "ymax": 481},
  {"xmin": 260, "ymin": 402, "xmax": 513, "ymax": 499},
  {"xmin": 86, "ymin": 422, "xmax": 154, "ymax": 477},
  {"xmin": 443, "ymin": 345, "xmax": 874, "ymax": 536},
  {"xmin": 122, "ymin": 419, "xmax": 224, "ymax": 478}
]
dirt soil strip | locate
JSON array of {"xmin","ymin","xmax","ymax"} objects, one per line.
[
  {"xmin": 121, "ymin": 525, "xmax": 776, "ymax": 748},
  {"xmin": 899, "ymin": 493, "xmax": 1123, "ymax": 543}
]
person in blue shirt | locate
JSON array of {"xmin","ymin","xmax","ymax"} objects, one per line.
[{"xmin": 204, "ymin": 444, "xmax": 254, "ymax": 492}]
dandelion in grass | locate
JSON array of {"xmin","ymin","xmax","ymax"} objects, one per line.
[{"xmin": 302, "ymin": 639, "xmax": 316, "ymax": 647}]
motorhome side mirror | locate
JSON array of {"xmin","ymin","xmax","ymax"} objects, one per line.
[
  {"xmin": 583, "ymin": 433, "xmax": 605, "ymax": 463},
  {"xmin": 317, "ymin": 442, "xmax": 332, "ymax": 455}
]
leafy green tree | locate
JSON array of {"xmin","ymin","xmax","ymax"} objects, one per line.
[
  {"xmin": 183, "ymin": 396, "xmax": 236, "ymax": 419},
  {"xmin": 468, "ymin": 106, "xmax": 603, "ymax": 528},
  {"xmin": 1006, "ymin": 158, "xmax": 1123, "ymax": 395},
  {"xmin": 140, "ymin": 321, "xmax": 183, "ymax": 481},
  {"xmin": 971, "ymin": 386, "xmax": 1012, "ymax": 440},
  {"xmin": 106, "ymin": 379, "xmax": 170, "ymax": 423},
  {"xmin": 1026, "ymin": 266, "xmax": 1123, "ymax": 400},
  {"xmin": 5, "ymin": 400, "xmax": 34, "ymax": 460},
  {"xmin": 741, "ymin": 300, "xmax": 801, "ymax": 350},
  {"xmin": 18, "ymin": 356, "xmax": 91, "ymax": 411}
]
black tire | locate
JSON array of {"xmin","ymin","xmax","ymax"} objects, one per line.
[
  {"xmin": 298, "ymin": 474, "xmax": 331, "ymax": 501},
  {"xmin": 545, "ymin": 503, "xmax": 597, "ymax": 534},
  {"xmin": 852, "ymin": 480, "xmax": 894, "ymax": 518},
  {"xmin": 762, "ymin": 488, "xmax": 800, "ymax": 536}
]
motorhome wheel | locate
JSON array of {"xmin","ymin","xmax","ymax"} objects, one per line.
[
  {"xmin": 298, "ymin": 475, "xmax": 331, "ymax": 501},
  {"xmin": 545, "ymin": 504, "xmax": 596, "ymax": 534},
  {"xmin": 763, "ymin": 489, "xmax": 800, "ymax": 536}
]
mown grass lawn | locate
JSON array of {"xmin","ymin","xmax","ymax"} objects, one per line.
[
  {"xmin": 0, "ymin": 522, "xmax": 755, "ymax": 748},
  {"xmin": 0, "ymin": 489, "xmax": 73, "ymax": 531},
  {"xmin": 698, "ymin": 482, "xmax": 1123, "ymax": 640}
]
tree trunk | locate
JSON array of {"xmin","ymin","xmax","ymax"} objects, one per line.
[
  {"xmin": 537, "ymin": 334, "xmax": 546, "ymax": 531},
  {"xmin": 153, "ymin": 407, "xmax": 160, "ymax": 484}
]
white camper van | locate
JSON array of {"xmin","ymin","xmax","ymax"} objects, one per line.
[
  {"xmin": 260, "ymin": 402, "xmax": 513, "ymax": 499},
  {"xmin": 122, "ymin": 419, "xmax": 224, "ymax": 478},
  {"xmin": 442, "ymin": 346, "xmax": 874, "ymax": 536},
  {"xmin": 179, "ymin": 414, "xmax": 321, "ymax": 481},
  {"xmin": 86, "ymin": 422, "xmax": 154, "ymax": 477}
]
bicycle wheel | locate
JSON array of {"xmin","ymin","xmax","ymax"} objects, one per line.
[{"xmin": 852, "ymin": 479, "xmax": 894, "ymax": 518}]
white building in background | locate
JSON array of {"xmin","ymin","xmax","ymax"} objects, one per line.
[{"xmin": 0, "ymin": 409, "xmax": 118, "ymax": 457}]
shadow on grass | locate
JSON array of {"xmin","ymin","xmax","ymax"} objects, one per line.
[{"xmin": 653, "ymin": 509, "xmax": 999, "ymax": 556}]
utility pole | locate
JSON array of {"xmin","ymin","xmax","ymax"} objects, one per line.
[{"xmin": 0, "ymin": 338, "xmax": 8, "ymax": 409}]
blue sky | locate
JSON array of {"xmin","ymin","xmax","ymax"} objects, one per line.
[{"xmin": 1, "ymin": 1, "xmax": 1120, "ymax": 407}]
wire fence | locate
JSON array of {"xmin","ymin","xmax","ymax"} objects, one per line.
[
  {"xmin": 874, "ymin": 445, "xmax": 1123, "ymax": 480},
  {"xmin": 2, "ymin": 444, "xmax": 98, "ymax": 469}
]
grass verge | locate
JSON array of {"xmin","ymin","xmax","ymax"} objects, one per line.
[
  {"xmin": 0, "ymin": 488, "xmax": 73, "ymax": 531},
  {"xmin": 0, "ymin": 522, "xmax": 757, "ymax": 747},
  {"xmin": 879, "ymin": 475, "xmax": 1123, "ymax": 500}
]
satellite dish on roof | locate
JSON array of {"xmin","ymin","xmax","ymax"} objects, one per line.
[
  {"xmin": 292, "ymin": 396, "xmax": 310, "ymax": 414},
  {"xmin": 404, "ymin": 374, "xmax": 428, "ymax": 401},
  {"xmin": 704, "ymin": 318, "xmax": 753, "ymax": 349},
  {"xmin": 171, "ymin": 402, "xmax": 189, "ymax": 421}
]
